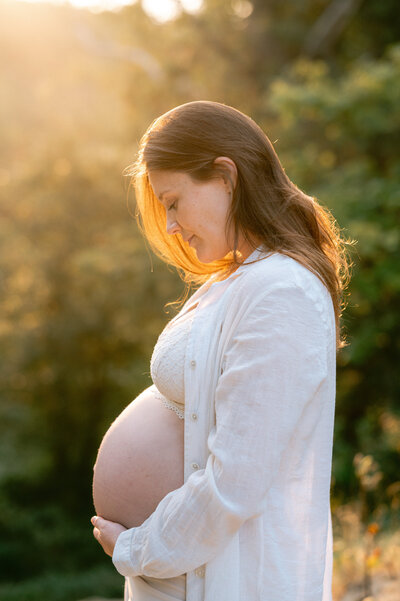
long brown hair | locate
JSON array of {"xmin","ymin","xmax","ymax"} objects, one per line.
[{"xmin": 125, "ymin": 100, "xmax": 354, "ymax": 351}]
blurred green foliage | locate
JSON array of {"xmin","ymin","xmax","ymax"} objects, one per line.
[
  {"xmin": 0, "ymin": 0, "xmax": 399, "ymax": 599},
  {"xmin": 265, "ymin": 43, "xmax": 400, "ymax": 505}
]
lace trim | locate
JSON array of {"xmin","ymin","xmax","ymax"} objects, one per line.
[
  {"xmin": 161, "ymin": 397, "xmax": 185, "ymax": 419},
  {"xmin": 153, "ymin": 387, "xmax": 185, "ymax": 420}
]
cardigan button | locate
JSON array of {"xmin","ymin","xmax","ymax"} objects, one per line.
[
  {"xmin": 194, "ymin": 566, "xmax": 205, "ymax": 578},
  {"xmin": 191, "ymin": 413, "xmax": 198, "ymax": 421},
  {"xmin": 190, "ymin": 360, "xmax": 196, "ymax": 368},
  {"xmin": 191, "ymin": 462, "xmax": 200, "ymax": 470}
]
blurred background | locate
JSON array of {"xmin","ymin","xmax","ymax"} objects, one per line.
[{"xmin": 0, "ymin": 0, "xmax": 399, "ymax": 599}]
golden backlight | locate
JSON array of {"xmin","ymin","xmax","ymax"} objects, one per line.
[{"xmin": 11, "ymin": 0, "xmax": 203, "ymax": 21}]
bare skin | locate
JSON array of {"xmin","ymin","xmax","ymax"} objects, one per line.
[{"xmin": 92, "ymin": 386, "xmax": 184, "ymax": 531}]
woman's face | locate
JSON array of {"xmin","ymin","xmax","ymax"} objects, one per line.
[{"xmin": 149, "ymin": 168, "xmax": 234, "ymax": 263}]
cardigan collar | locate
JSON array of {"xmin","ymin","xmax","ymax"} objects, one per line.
[
  {"xmin": 207, "ymin": 244, "xmax": 269, "ymax": 289},
  {"xmin": 241, "ymin": 243, "xmax": 268, "ymax": 265}
]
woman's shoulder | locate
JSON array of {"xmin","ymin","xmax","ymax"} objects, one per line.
[
  {"xmin": 226, "ymin": 250, "xmax": 335, "ymax": 341},
  {"xmin": 240, "ymin": 250, "xmax": 312, "ymax": 287},
  {"xmin": 238, "ymin": 250, "xmax": 332, "ymax": 311}
]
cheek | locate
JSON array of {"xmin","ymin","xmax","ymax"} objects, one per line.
[
  {"xmin": 185, "ymin": 206, "xmax": 204, "ymax": 232},
  {"xmin": 188, "ymin": 191, "xmax": 229, "ymax": 235}
]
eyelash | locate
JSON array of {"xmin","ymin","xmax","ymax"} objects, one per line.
[{"xmin": 167, "ymin": 201, "xmax": 177, "ymax": 211}]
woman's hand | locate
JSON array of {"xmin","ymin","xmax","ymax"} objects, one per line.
[{"xmin": 91, "ymin": 515, "xmax": 127, "ymax": 557}]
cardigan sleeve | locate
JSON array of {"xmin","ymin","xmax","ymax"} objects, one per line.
[{"xmin": 112, "ymin": 282, "xmax": 330, "ymax": 578}]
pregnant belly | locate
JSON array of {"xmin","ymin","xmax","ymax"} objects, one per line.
[{"xmin": 92, "ymin": 385, "xmax": 184, "ymax": 529}]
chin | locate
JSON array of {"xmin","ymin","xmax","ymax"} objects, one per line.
[
  {"xmin": 193, "ymin": 242, "xmax": 231, "ymax": 264},
  {"xmin": 195, "ymin": 249, "xmax": 220, "ymax": 264},
  {"xmin": 196, "ymin": 254, "xmax": 213, "ymax": 264}
]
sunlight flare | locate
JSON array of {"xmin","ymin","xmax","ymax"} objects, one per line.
[{"xmin": 11, "ymin": 0, "xmax": 204, "ymax": 19}]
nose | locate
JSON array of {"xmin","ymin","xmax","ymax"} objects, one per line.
[{"xmin": 166, "ymin": 216, "xmax": 180, "ymax": 236}]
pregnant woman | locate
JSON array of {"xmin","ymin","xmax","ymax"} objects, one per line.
[{"xmin": 91, "ymin": 100, "xmax": 352, "ymax": 601}]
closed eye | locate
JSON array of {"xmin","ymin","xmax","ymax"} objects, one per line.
[{"xmin": 167, "ymin": 201, "xmax": 177, "ymax": 211}]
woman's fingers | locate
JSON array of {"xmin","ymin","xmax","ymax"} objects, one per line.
[{"xmin": 90, "ymin": 515, "xmax": 127, "ymax": 557}]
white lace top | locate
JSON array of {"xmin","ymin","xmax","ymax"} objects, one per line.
[{"xmin": 150, "ymin": 304, "xmax": 197, "ymax": 420}]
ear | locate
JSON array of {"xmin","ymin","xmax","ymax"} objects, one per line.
[{"xmin": 213, "ymin": 156, "xmax": 237, "ymax": 193}]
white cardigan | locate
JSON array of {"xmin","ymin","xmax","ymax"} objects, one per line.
[{"xmin": 112, "ymin": 246, "xmax": 336, "ymax": 601}]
